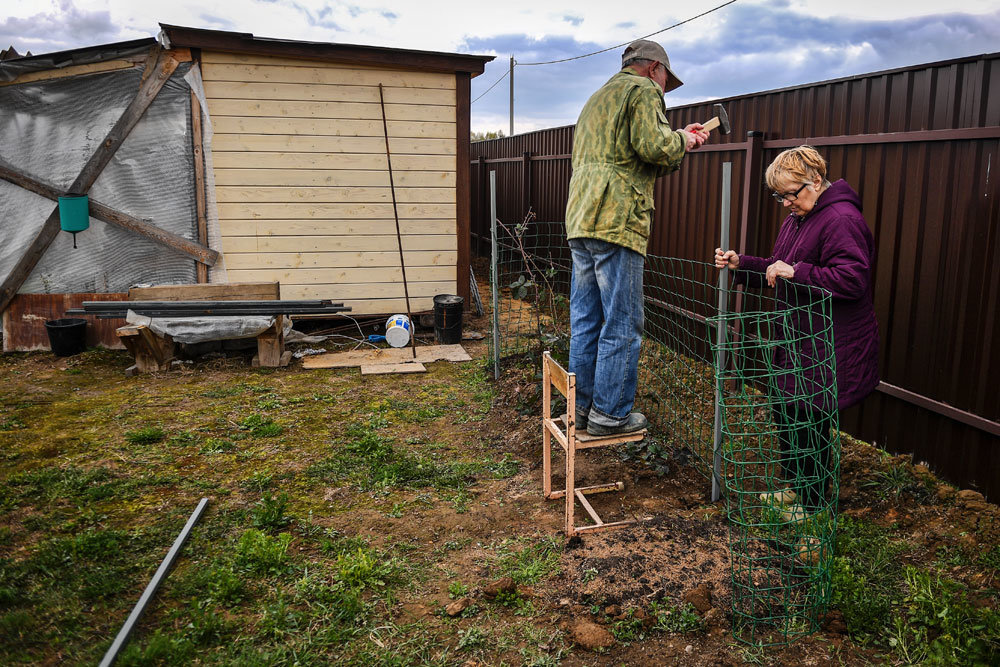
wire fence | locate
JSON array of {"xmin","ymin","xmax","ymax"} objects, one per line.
[{"xmin": 487, "ymin": 214, "xmax": 840, "ymax": 645}]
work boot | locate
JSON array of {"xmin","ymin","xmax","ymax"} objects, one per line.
[{"xmin": 586, "ymin": 412, "xmax": 648, "ymax": 437}]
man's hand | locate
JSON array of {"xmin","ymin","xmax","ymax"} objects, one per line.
[
  {"xmin": 714, "ymin": 248, "xmax": 739, "ymax": 270},
  {"xmin": 682, "ymin": 123, "xmax": 709, "ymax": 151},
  {"xmin": 765, "ymin": 260, "xmax": 794, "ymax": 287}
]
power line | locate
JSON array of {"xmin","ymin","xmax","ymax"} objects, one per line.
[
  {"xmin": 470, "ymin": 0, "xmax": 738, "ymax": 106},
  {"xmin": 471, "ymin": 66, "xmax": 510, "ymax": 105},
  {"xmin": 517, "ymin": 0, "xmax": 738, "ymax": 66}
]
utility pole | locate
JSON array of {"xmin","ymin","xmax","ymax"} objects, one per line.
[{"xmin": 509, "ymin": 55, "xmax": 514, "ymax": 137}]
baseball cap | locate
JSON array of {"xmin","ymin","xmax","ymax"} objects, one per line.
[{"xmin": 622, "ymin": 39, "xmax": 683, "ymax": 92}]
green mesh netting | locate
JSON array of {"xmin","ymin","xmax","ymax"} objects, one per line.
[{"xmin": 487, "ymin": 216, "xmax": 839, "ymax": 644}]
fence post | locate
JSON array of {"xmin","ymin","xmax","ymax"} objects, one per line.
[
  {"xmin": 712, "ymin": 161, "xmax": 733, "ymax": 503},
  {"xmin": 477, "ymin": 155, "xmax": 487, "ymax": 255},
  {"xmin": 490, "ymin": 170, "xmax": 501, "ymax": 380}
]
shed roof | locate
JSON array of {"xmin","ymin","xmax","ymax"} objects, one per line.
[{"xmin": 159, "ymin": 24, "xmax": 494, "ymax": 76}]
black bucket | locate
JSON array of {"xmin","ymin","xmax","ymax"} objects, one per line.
[
  {"xmin": 433, "ymin": 294, "xmax": 464, "ymax": 344},
  {"xmin": 45, "ymin": 318, "xmax": 87, "ymax": 357}
]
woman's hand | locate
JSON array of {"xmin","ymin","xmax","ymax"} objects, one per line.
[
  {"xmin": 714, "ymin": 248, "xmax": 739, "ymax": 270},
  {"xmin": 765, "ymin": 260, "xmax": 794, "ymax": 287}
]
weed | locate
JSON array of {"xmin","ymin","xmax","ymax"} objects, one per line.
[
  {"xmin": 200, "ymin": 386, "xmax": 244, "ymax": 398},
  {"xmin": 255, "ymin": 396, "xmax": 281, "ymax": 410},
  {"xmin": 166, "ymin": 431, "xmax": 198, "ymax": 447},
  {"xmin": 125, "ymin": 426, "xmax": 166, "ymax": 445},
  {"xmin": 980, "ymin": 544, "xmax": 1000, "ymax": 572},
  {"xmin": 336, "ymin": 546, "xmax": 402, "ymax": 591},
  {"xmin": 887, "ymin": 566, "xmax": 1000, "ymax": 664},
  {"xmin": 0, "ymin": 610, "xmax": 34, "ymax": 645},
  {"xmin": 487, "ymin": 454, "xmax": 520, "ymax": 479},
  {"xmin": 117, "ymin": 630, "xmax": 194, "ymax": 666},
  {"xmin": 457, "ymin": 626, "xmax": 486, "ymax": 651},
  {"xmin": 581, "ymin": 567, "xmax": 598, "ymax": 583},
  {"xmin": 862, "ymin": 457, "xmax": 929, "ymax": 502},
  {"xmin": 622, "ymin": 437, "xmax": 672, "ymax": 476},
  {"xmin": 199, "ymin": 438, "xmax": 235, "ymax": 455},
  {"xmin": 412, "ymin": 406, "xmax": 445, "ymax": 423},
  {"xmin": 449, "ymin": 488, "xmax": 472, "ymax": 513},
  {"xmin": 830, "ymin": 518, "xmax": 907, "ymax": 641},
  {"xmin": 240, "ymin": 471, "xmax": 274, "ymax": 492},
  {"xmin": 235, "ymin": 529, "xmax": 292, "ymax": 575},
  {"xmin": 251, "ymin": 492, "xmax": 291, "ymax": 531},
  {"xmin": 0, "ymin": 416, "xmax": 25, "ymax": 431},
  {"xmin": 180, "ymin": 600, "xmax": 232, "ymax": 646},
  {"xmin": 259, "ymin": 596, "xmax": 301, "ymax": 639},
  {"xmin": 611, "ymin": 608, "xmax": 648, "ymax": 642},
  {"xmin": 239, "ymin": 414, "xmax": 283, "ymax": 437},
  {"xmin": 497, "ymin": 537, "xmax": 562, "ymax": 585},
  {"xmin": 651, "ymin": 600, "xmax": 704, "ymax": 634},
  {"xmin": 446, "ymin": 582, "xmax": 468, "ymax": 600},
  {"xmin": 191, "ymin": 564, "xmax": 246, "ymax": 604}
]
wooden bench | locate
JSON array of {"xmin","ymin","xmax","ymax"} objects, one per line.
[{"xmin": 115, "ymin": 282, "xmax": 290, "ymax": 374}]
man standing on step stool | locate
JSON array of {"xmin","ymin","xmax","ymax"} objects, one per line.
[{"xmin": 566, "ymin": 39, "xmax": 707, "ymax": 437}]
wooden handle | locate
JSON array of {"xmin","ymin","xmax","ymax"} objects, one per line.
[{"xmin": 702, "ymin": 116, "xmax": 720, "ymax": 132}]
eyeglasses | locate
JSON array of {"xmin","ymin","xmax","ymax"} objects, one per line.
[{"xmin": 771, "ymin": 183, "xmax": 808, "ymax": 203}]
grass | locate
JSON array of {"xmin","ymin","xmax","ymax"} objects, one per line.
[
  {"xmin": 3, "ymin": 342, "xmax": 998, "ymax": 665},
  {"xmin": 831, "ymin": 518, "xmax": 1000, "ymax": 664}
]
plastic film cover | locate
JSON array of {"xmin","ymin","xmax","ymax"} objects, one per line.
[{"xmin": 0, "ymin": 61, "xmax": 205, "ymax": 295}]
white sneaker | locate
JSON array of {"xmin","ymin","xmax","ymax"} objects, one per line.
[
  {"xmin": 780, "ymin": 503, "xmax": 807, "ymax": 522},
  {"xmin": 759, "ymin": 488, "xmax": 797, "ymax": 505}
]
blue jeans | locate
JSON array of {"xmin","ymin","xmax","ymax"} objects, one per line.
[{"xmin": 568, "ymin": 238, "xmax": 645, "ymax": 427}]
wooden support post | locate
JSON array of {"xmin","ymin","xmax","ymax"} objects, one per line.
[
  {"xmin": 117, "ymin": 324, "xmax": 175, "ymax": 375},
  {"xmin": 191, "ymin": 83, "xmax": 209, "ymax": 283},
  {"xmin": 0, "ymin": 46, "xmax": 180, "ymax": 313},
  {"xmin": 253, "ymin": 315, "xmax": 290, "ymax": 368}
]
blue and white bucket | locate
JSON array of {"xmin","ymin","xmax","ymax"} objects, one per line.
[{"xmin": 385, "ymin": 314, "xmax": 411, "ymax": 348}]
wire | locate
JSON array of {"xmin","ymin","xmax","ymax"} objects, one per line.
[
  {"xmin": 470, "ymin": 0, "xmax": 737, "ymax": 105},
  {"xmin": 471, "ymin": 66, "xmax": 510, "ymax": 105},
  {"xmin": 516, "ymin": 0, "xmax": 738, "ymax": 66}
]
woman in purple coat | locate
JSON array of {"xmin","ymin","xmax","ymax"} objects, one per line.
[{"xmin": 714, "ymin": 146, "xmax": 879, "ymax": 517}]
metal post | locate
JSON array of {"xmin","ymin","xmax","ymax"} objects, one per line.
[
  {"xmin": 99, "ymin": 498, "xmax": 209, "ymax": 667},
  {"xmin": 490, "ymin": 170, "xmax": 501, "ymax": 380},
  {"xmin": 712, "ymin": 162, "xmax": 732, "ymax": 503},
  {"xmin": 509, "ymin": 56, "xmax": 514, "ymax": 137}
]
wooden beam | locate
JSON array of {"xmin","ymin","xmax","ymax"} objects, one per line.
[
  {"xmin": 0, "ymin": 163, "xmax": 219, "ymax": 267},
  {"xmin": 455, "ymin": 71, "xmax": 471, "ymax": 307},
  {"xmin": 191, "ymin": 82, "xmax": 209, "ymax": 282},
  {"xmin": 0, "ymin": 47, "xmax": 180, "ymax": 313}
]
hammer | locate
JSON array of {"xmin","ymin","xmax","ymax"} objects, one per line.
[{"xmin": 701, "ymin": 103, "xmax": 731, "ymax": 135}]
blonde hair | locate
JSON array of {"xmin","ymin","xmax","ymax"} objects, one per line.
[{"xmin": 765, "ymin": 145, "xmax": 829, "ymax": 190}]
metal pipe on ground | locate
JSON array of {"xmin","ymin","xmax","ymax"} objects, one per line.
[{"xmin": 98, "ymin": 498, "xmax": 209, "ymax": 667}]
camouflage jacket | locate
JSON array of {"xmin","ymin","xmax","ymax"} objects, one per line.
[{"xmin": 565, "ymin": 69, "xmax": 687, "ymax": 255}]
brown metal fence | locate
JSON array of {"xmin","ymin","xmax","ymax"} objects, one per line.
[{"xmin": 471, "ymin": 51, "xmax": 1000, "ymax": 500}]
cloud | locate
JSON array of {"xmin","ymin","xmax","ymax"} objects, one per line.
[
  {"xmin": 472, "ymin": 3, "xmax": 1000, "ymax": 133},
  {"xmin": 0, "ymin": 0, "xmax": 119, "ymax": 54}
]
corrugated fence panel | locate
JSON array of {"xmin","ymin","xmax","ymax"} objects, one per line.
[{"xmin": 471, "ymin": 52, "xmax": 1000, "ymax": 498}]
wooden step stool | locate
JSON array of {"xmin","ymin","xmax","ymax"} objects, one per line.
[{"xmin": 541, "ymin": 351, "xmax": 648, "ymax": 536}]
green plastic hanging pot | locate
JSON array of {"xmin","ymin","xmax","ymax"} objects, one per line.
[{"xmin": 58, "ymin": 194, "xmax": 89, "ymax": 248}]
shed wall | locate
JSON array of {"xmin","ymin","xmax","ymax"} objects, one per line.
[{"xmin": 201, "ymin": 51, "xmax": 459, "ymax": 314}]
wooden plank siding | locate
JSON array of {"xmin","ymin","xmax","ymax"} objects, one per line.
[{"xmin": 201, "ymin": 51, "xmax": 458, "ymax": 315}]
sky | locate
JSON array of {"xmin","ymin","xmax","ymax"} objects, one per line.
[{"xmin": 3, "ymin": 0, "xmax": 1000, "ymax": 134}]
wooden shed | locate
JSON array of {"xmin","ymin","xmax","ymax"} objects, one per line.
[{"xmin": 0, "ymin": 26, "xmax": 492, "ymax": 350}]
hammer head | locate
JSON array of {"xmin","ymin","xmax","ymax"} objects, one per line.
[{"xmin": 713, "ymin": 103, "xmax": 731, "ymax": 135}]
